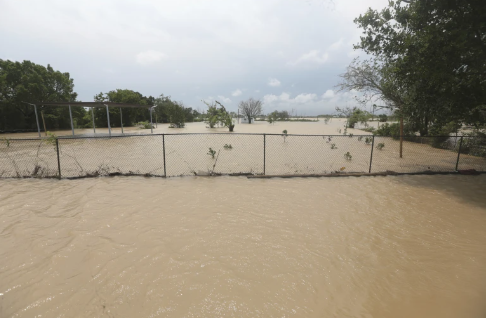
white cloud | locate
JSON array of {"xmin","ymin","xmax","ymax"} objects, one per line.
[
  {"xmin": 231, "ymin": 89, "xmax": 242, "ymax": 96},
  {"xmin": 288, "ymin": 50, "xmax": 329, "ymax": 66},
  {"xmin": 294, "ymin": 93, "xmax": 317, "ymax": 103},
  {"xmin": 268, "ymin": 78, "xmax": 281, "ymax": 87},
  {"xmin": 322, "ymin": 90, "xmax": 335, "ymax": 98},
  {"xmin": 135, "ymin": 50, "xmax": 166, "ymax": 65},
  {"xmin": 217, "ymin": 95, "xmax": 231, "ymax": 103},
  {"xmin": 263, "ymin": 92, "xmax": 317, "ymax": 105},
  {"xmin": 329, "ymin": 38, "xmax": 344, "ymax": 50}
]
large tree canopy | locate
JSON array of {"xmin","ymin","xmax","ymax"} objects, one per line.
[
  {"xmin": 354, "ymin": 0, "xmax": 486, "ymax": 131},
  {"xmin": 0, "ymin": 59, "xmax": 81, "ymax": 131},
  {"xmin": 93, "ymin": 89, "xmax": 155, "ymax": 128}
]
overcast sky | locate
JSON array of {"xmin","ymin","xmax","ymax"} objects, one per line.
[{"xmin": 1, "ymin": 0, "xmax": 389, "ymax": 115}]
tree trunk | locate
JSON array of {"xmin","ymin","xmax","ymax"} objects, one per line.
[
  {"xmin": 400, "ymin": 116, "xmax": 403, "ymax": 158},
  {"xmin": 247, "ymin": 115, "xmax": 251, "ymax": 124}
]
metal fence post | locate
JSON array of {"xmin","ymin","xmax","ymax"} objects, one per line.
[
  {"xmin": 263, "ymin": 134, "xmax": 266, "ymax": 175},
  {"xmin": 455, "ymin": 136, "xmax": 463, "ymax": 171},
  {"xmin": 56, "ymin": 138, "xmax": 61, "ymax": 179},
  {"xmin": 369, "ymin": 135, "xmax": 375, "ymax": 173},
  {"xmin": 162, "ymin": 134, "xmax": 166, "ymax": 177}
]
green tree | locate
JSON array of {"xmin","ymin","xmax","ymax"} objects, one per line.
[
  {"xmin": 93, "ymin": 89, "xmax": 153, "ymax": 127},
  {"xmin": 354, "ymin": 0, "xmax": 485, "ymax": 131},
  {"xmin": 0, "ymin": 59, "xmax": 80, "ymax": 131}
]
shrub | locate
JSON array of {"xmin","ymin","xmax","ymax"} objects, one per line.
[
  {"xmin": 374, "ymin": 123, "xmax": 414, "ymax": 139},
  {"xmin": 376, "ymin": 142, "xmax": 385, "ymax": 150},
  {"xmin": 331, "ymin": 143, "xmax": 337, "ymax": 149},
  {"xmin": 344, "ymin": 152, "xmax": 352, "ymax": 160},
  {"xmin": 137, "ymin": 121, "xmax": 154, "ymax": 129},
  {"xmin": 207, "ymin": 147, "xmax": 216, "ymax": 158},
  {"xmin": 364, "ymin": 137, "xmax": 372, "ymax": 145},
  {"xmin": 223, "ymin": 144, "xmax": 233, "ymax": 150},
  {"xmin": 378, "ymin": 114, "xmax": 388, "ymax": 122}
]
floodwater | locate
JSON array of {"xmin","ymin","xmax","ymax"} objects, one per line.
[
  {"xmin": 1, "ymin": 119, "xmax": 484, "ymax": 178},
  {"xmin": 0, "ymin": 175, "xmax": 485, "ymax": 317}
]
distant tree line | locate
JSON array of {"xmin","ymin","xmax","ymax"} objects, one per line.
[{"xmin": 0, "ymin": 59, "xmax": 200, "ymax": 131}]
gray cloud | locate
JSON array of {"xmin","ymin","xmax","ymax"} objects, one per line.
[{"xmin": 0, "ymin": 0, "xmax": 389, "ymax": 114}]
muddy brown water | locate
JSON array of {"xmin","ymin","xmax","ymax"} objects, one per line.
[
  {"xmin": 0, "ymin": 175, "xmax": 485, "ymax": 317},
  {"xmin": 0, "ymin": 120, "xmax": 484, "ymax": 178}
]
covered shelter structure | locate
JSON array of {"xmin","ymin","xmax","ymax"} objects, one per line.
[{"xmin": 22, "ymin": 102, "xmax": 156, "ymax": 138}]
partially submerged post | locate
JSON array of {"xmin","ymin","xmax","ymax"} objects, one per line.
[
  {"xmin": 149, "ymin": 107, "xmax": 153, "ymax": 134},
  {"xmin": 120, "ymin": 107, "xmax": 124, "ymax": 134},
  {"xmin": 91, "ymin": 107, "xmax": 96, "ymax": 134},
  {"xmin": 105, "ymin": 104, "xmax": 111, "ymax": 137},
  {"xmin": 68, "ymin": 104, "xmax": 74, "ymax": 136},
  {"xmin": 34, "ymin": 104, "xmax": 41, "ymax": 138}
]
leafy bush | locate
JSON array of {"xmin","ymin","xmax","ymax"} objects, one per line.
[
  {"xmin": 344, "ymin": 152, "xmax": 352, "ymax": 160},
  {"xmin": 458, "ymin": 130, "xmax": 486, "ymax": 157},
  {"xmin": 378, "ymin": 114, "xmax": 388, "ymax": 122},
  {"xmin": 364, "ymin": 137, "xmax": 372, "ymax": 145},
  {"xmin": 374, "ymin": 123, "xmax": 414, "ymax": 139},
  {"xmin": 223, "ymin": 144, "xmax": 233, "ymax": 150},
  {"xmin": 331, "ymin": 143, "xmax": 337, "ymax": 149},
  {"xmin": 137, "ymin": 121, "xmax": 154, "ymax": 129},
  {"xmin": 207, "ymin": 148, "xmax": 216, "ymax": 158},
  {"xmin": 376, "ymin": 142, "xmax": 385, "ymax": 150}
]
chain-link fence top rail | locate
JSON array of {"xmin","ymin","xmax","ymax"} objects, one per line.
[{"xmin": 0, "ymin": 134, "xmax": 484, "ymax": 178}]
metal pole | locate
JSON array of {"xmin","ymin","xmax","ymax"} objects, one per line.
[
  {"xmin": 92, "ymin": 107, "xmax": 96, "ymax": 134},
  {"xmin": 56, "ymin": 138, "xmax": 61, "ymax": 179},
  {"xmin": 68, "ymin": 105, "xmax": 74, "ymax": 136},
  {"xmin": 455, "ymin": 136, "xmax": 463, "ymax": 171},
  {"xmin": 162, "ymin": 134, "xmax": 166, "ymax": 177},
  {"xmin": 106, "ymin": 105, "xmax": 111, "ymax": 137},
  {"xmin": 150, "ymin": 107, "xmax": 153, "ymax": 133},
  {"xmin": 34, "ymin": 104, "xmax": 41, "ymax": 138},
  {"xmin": 399, "ymin": 116, "xmax": 404, "ymax": 158},
  {"xmin": 263, "ymin": 134, "xmax": 266, "ymax": 175},
  {"xmin": 369, "ymin": 135, "xmax": 375, "ymax": 173},
  {"xmin": 120, "ymin": 108, "xmax": 124, "ymax": 134}
]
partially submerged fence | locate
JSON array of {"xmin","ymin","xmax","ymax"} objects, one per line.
[{"xmin": 0, "ymin": 134, "xmax": 485, "ymax": 179}]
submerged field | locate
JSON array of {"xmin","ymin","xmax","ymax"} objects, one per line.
[
  {"xmin": 0, "ymin": 119, "xmax": 484, "ymax": 178},
  {"xmin": 0, "ymin": 175, "xmax": 485, "ymax": 317}
]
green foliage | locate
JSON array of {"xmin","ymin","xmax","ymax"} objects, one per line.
[
  {"xmin": 267, "ymin": 111, "xmax": 278, "ymax": 124},
  {"xmin": 202, "ymin": 100, "xmax": 233, "ymax": 130},
  {"xmin": 378, "ymin": 114, "xmax": 388, "ymax": 122},
  {"xmin": 364, "ymin": 137, "xmax": 372, "ymax": 145},
  {"xmin": 0, "ymin": 59, "xmax": 80, "ymax": 131},
  {"xmin": 362, "ymin": 127, "xmax": 376, "ymax": 133},
  {"xmin": 207, "ymin": 147, "xmax": 216, "ymax": 159},
  {"xmin": 137, "ymin": 121, "xmax": 154, "ymax": 129},
  {"xmin": 223, "ymin": 144, "xmax": 233, "ymax": 150},
  {"xmin": 331, "ymin": 143, "xmax": 337, "ymax": 149},
  {"xmin": 344, "ymin": 152, "xmax": 352, "ymax": 160},
  {"xmin": 44, "ymin": 131, "xmax": 57, "ymax": 149},
  {"xmin": 282, "ymin": 130, "xmax": 288, "ymax": 142},
  {"xmin": 349, "ymin": 133, "xmax": 353, "ymax": 137},
  {"xmin": 1, "ymin": 137, "xmax": 10, "ymax": 147},
  {"xmin": 429, "ymin": 121, "xmax": 461, "ymax": 148},
  {"xmin": 376, "ymin": 142, "xmax": 385, "ymax": 150},
  {"xmin": 354, "ymin": 0, "xmax": 485, "ymax": 130},
  {"xmin": 458, "ymin": 130, "xmax": 486, "ymax": 157},
  {"xmin": 374, "ymin": 123, "xmax": 415, "ymax": 139},
  {"xmin": 166, "ymin": 102, "xmax": 186, "ymax": 128}
]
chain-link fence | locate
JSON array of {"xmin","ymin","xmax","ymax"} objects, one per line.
[{"xmin": 0, "ymin": 134, "xmax": 484, "ymax": 179}]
